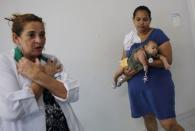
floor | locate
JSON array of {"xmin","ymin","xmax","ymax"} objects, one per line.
[{"xmin": 158, "ymin": 109, "xmax": 195, "ymax": 131}]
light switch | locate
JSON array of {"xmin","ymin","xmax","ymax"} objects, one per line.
[{"xmin": 171, "ymin": 13, "xmax": 181, "ymax": 27}]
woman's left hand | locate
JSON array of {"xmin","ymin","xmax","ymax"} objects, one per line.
[
  {"xmin": 17, "ymin": 57, "xmax": 43, "ymax": 79},
  {"xmin": 43, "ymin": 58, "xmax": 63, "ymax": 76},
  {"xmin": 123, "ymin": 67, "xmax": 136, "ymax": 77}
]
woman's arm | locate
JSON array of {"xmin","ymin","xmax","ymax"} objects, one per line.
[
  {"xmin": 17, "ymin": 58, "xmax": 67, "ymax": 99},
  {"xmin": 149, "ymin": 41, "xmax": 172, "ymax": 68},
  {"xmin": 31, "ymin": 58, "xmax": 64, "ymax": 100},
  {"xmin": 33, "ymin": 71, "xmax": 67, "ymax": 99},
  {"xmin": 31, "ymin": 82, "xmax": 43, "ymax": 100},
  {"xmin": 43, "ymin": 58, "xmax": 79, "ymax": 103},
  {"xmin": 121, "ymin": 49, "xmax": 126, "ymax": 59}
]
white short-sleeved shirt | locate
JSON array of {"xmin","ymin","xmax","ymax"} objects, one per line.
[{"xmin": 123, "ymin": 30, "xmax": 141, "ymax": 51}]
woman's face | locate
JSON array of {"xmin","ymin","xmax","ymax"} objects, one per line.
[
  {"xmin": 133, "ymin": 10, "xmax": 151, "ymax": 33},
  {"xmin": 13, "ymin": 21, "xmax": 46, "ymax": 60}
]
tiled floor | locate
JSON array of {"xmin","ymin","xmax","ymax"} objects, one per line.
[{"xmin": 158, "ymin": 109, "xmax": 195, "ymax": 131}]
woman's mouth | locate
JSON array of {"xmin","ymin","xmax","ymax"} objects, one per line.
[
  {"xmin": 33, "ymin": 47, "xmax": 44, "ymax": 54},
  {"xmin": 34, "ymin": 46, "xmax": 43, "ymax": 50}
]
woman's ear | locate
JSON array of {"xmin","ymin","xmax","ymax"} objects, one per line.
[{"xmin": 12, "ymin": 33, "xmax": 20, "ymax": 45}]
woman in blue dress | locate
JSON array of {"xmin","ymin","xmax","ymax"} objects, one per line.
[{"xmin": 122, "ymin": 6, "xmax": 184, "ymax": 131}]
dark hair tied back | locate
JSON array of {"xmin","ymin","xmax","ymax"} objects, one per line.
[
  {"xmin": 133, "ymin": 5, "xmax": 151, "ymax": 20},
  {"xmin": 5, "ymin": 13, "xmax": 44, "ymax": 36}
]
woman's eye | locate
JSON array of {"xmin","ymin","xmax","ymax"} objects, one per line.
[
  {"xmin": 143, "ymin": 18, "xmax": 149, "ymax": 22},
  {"xmin": 39, "ymin": 32, "xmax": 45, "ymax": 38},
  {"xmin": 28, "ymin": 33, "xmax": 35, "ymax": 38}
]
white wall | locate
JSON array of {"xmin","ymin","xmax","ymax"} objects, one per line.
[
  {"xmin": 0, "ymin": 0, "xmax": 195, "ymax": 131},
  {"xmin": 186, "ymin": 0, "xmax": 195, "ymax": 47}
]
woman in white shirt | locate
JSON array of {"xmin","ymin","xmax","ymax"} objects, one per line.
[{"xmin": 0, "ymin": 13, "xmax": 83, "ymax": 131}]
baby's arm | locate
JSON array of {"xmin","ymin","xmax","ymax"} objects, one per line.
[{"xmin": 159, "ymin": 54, "xmax": 171, "ymax": 70}]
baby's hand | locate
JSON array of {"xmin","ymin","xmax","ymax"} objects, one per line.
[
  {"xmin": 159, "ymin": 55, "xmax": 171, "ymax": 70},
  {"xmin": 164, "ymin": 63, "xmax": 171, "ymax": 70}
]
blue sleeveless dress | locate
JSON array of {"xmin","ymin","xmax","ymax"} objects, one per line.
[{"xmin": 126, "ymin": 28, "xmax": 175, "ymax": 120}]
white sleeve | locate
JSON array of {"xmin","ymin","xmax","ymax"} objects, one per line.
[
  {"xmin": 0, "ymin": 56, "xmax": 39, "ymax": 121},
  {"xmin": 123, "ymin": 30, "xmax": 141, "ymax": 51},
  {"xmin": 53, "ymin": 68, "xmax": 80, "ymax": 103},
  {"xmin": 123, "ymin": 31, "xmax": 134, "ymax": 51},
  {"xmin": 40, "ymin": 54, "xmax": 80, "ymax": 103}
]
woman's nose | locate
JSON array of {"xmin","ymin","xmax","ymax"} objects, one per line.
[
  {"xmin": 139, "ymin": 20, "xmax": 144, "ymax": 25},
  {"xmin": 35, "ymin": 36, "xmax": 42, "ymax": 43}
]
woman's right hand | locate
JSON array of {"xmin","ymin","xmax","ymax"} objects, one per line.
[
  {"xmin": 123, "ymin": 67, "xmax": 136, "ymax": 77},
  {"xmin": 43, "ymin": 58, "xmax": 63, "ymax": 76},
  {"xmin": 17, "ymin": 57, "xmax": 43, "ymax": 79}
]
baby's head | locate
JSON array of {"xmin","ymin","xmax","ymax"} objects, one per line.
[{"xmin": 144, "ymin": 40, "xmax": 158, "ymax": 56}]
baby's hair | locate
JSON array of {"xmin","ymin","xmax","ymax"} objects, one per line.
[{"xmin": 4, "ymin": 13, "xmax": 44, "ymax": 36}]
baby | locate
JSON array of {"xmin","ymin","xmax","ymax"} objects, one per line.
[{"xmin": 113, "ymin": 40, "xmax": 171, "ymax": 88}]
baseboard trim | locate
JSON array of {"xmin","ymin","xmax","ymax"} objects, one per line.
[{"xmin": 177, "ymin": 108, "xmax": 195, "ymax": 121}]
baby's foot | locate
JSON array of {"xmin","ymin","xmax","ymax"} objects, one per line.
[
  {"xmin": 117, "ymin": 81, "xmax": 122, "ymax": 87},
  {"xmin": 143, "ymin": 71, "xmax": 148, "ymax": 83},
  {"xmin": 143, "ymin": 75, "xmax": 148, "ymax": 83},
  {"xmin": 164, "ymin": 64, "xmax": 171, "ymax": 70},
  {"xmin": 143, "ymin": 65, "xmax": 148, "ymax": 72},
  {"xmin": 112, "ymin": 82, "xmax": 117, "ymax": 89}
]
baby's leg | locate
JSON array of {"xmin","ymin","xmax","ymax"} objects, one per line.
[{"xmin": 134, "ymin": 49, "xmax": 148, "ymax": 71}]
